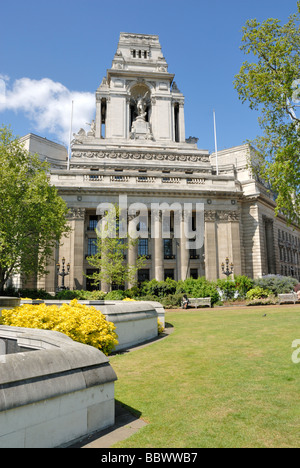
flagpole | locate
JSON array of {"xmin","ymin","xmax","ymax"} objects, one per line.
[
  {"xmin": 67, "ymin": 100, "xmax": 74, "ymax": 171},
  {"xmin": 213, "ymin": 110, "xmax": 219, "ymax": 176}
]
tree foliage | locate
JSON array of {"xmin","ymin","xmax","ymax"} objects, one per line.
[
  {"xmin": 234, "ymin": 2, "xmax": 300, "ymax": 222},
  {"xmin": 86, "ymin": 205, "xmax": 146, "ymax": 290},
  {"xmin": 0, "ymin": 126, "xmax": 70, "ymax": 291}
]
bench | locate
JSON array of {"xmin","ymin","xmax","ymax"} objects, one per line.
[
  {"xmin": 187, "ymin": 297, "xmax": 212, "ymax": 308},
  {"xmin": 278, "ymin": 293, "xmax": 298, "ymax": 305}
]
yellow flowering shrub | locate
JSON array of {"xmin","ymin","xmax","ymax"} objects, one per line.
[
  {"xmin": 122, "ymin": 298, "xmax": 136, "ymax": 301},
  {"xmin": 0, "ymin": 299, "xmax": 118, "ymax": 355},
  {"xmin": 158, "ymin": 319, "xmax": 164, "ymax": 335}
]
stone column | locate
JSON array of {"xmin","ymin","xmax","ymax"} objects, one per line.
[
  {"xmin": 105, "ymin": 97, "xmax": 111, "ymax": 138},
  {"xmin": 178, "ymin": 102, "xmax": 186, "ymax": 143},
  {"xmin": 64, "ymin": 208, "xmax": 86, "ymax": 290},
  {"xmin": 42, "ymin": 245, "xmax": 58, "ymax": 294},
  {"xmin": 126, "ymin": 97, "xmax": 130, "ymax": 139},
  {"xmin": 95, "ymin": 99, "xmax": 101, "ymax": 139},
  {"xmin": 153, "ymin": 212, "xmax": 164, "ymax": 281},
  {"xmin": 180, "ymin": 213, "xmax": 190, "ymax": 280},
  {"xmin": 127, "ymin": 215, "xmax": 138, "ymax": 288},
  {"xmin": 264, "ymin": 217, "xmax": 276, "ymax": 275},
  {"xmin": 204, "ymin": 211, "xmax": 218, "ymax": 281},
  {"xmin": 228, "ymin": 211, "xmax": 242, "ymax": 276}
]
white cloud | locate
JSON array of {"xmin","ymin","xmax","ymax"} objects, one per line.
[{"xmin": 0, "ymin": 76, "xmax": 95, "ymax": 145}]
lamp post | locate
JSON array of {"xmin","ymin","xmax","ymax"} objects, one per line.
[
  {"xmin": 56, "ymin": 257, "xmax": 70, "ymax": 290},
  {"xmin": 221, "ymin": 257, "xmax": 234, "ymax": 279}
]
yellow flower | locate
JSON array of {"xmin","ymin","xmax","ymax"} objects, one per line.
[{"xmin": 0, "ymin": 300, "xmax": 118, "ymax": 355}]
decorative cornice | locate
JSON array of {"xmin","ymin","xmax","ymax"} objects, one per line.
[{"xmin": 71, "ymin": 150, "xmax": 209, "ymax": 163}]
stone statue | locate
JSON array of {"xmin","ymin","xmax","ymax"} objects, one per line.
[
  {"xmin": 87, "ymin": 120, "xmax": 96, "ymax": 136},
  {"xmin": 72, "ymin": 128, "xmax": 86, "ymax": 144},
  {"xmin": 130, "ymin": 89, "xmax": 153, "ymax": 140},
  {"xmin": 135, "ymin": 91, "xmax": 149, "ymax": 121}
]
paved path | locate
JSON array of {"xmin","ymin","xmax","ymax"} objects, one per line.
[
  {"xmin": 69, "ymin": 402, "xmax": 147, "ymax": 448},
  {"xmin": 68, "ymin": 325, "xmax": 174, "ymax": 448}
]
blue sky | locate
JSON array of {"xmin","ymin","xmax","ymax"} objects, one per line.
[{"xmin": 0, "ymin": 0, "xmax": 297, "ymax": 152}]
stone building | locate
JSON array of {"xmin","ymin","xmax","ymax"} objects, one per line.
[{"xmin": 20, "ymin": 33, "xmax": 300, "ymax": 293}]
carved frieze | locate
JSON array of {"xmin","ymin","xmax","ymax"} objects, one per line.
[
  {"xmin": 205, "ymin": 211, "xmax": 216, "ymax": 222},
  {"xmin": 67, "ymin": 208, "xmax": 86, "ymax": 220},
  {"xmin": 204, "ymin": 210, "xmax": 240, "ymax": 222},
  {"xmin": 71, "ymin": 150, "xmax": 209, "ymax": 163},
  {"xmin": 217, "ymin": 211, "xmax": 240, "ymax": 222}
]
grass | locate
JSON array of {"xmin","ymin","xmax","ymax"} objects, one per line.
[{"xmin": 110, "ymin": 305, "xmax": 300, "ymax": 448}]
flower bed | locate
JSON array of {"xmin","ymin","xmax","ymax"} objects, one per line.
[{"xmin": 0, "ymin": 299, "xmax": 118, "ymax": 356}]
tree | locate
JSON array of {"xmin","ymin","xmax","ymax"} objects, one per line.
[
  {"xmin": 86, "ymin": 205, "xmax": 146, "ymax": 290},
  {"xmin": 234, "ymin": 2, "xmax": 300, "ymax": 223},
  {"xmin": 0, "ymin": 126, "xmax": 70, "ymax": 292}
]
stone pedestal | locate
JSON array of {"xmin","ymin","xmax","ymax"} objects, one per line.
[{"xmin": 130, "ymin": 116, "xmax": 153, "ymax": 140}]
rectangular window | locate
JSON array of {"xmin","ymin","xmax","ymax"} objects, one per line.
[
  {"xmin": 190, "ymin": 269, "xmax": 198, "ymax": 279},
  {"xmin": 88, "ymin": 215, "xmax": 98, "ymax": 231},
  {"xmin": 164, "ymin": 269, "xmax": 174, "ymax": 280},
  {"xmin": 164, "ymin": 239, "xmax": 173, "ymax": 257},
  {"xmin": 138, "ymin": 269, "xmax": 150, "ymax": 283},
  {"xmin": 88, "ymin": 238, "xmax": 98, "ymax": 256},
  {"xmin": 86, "ymin": 269, "xmax": 100, "ymax": 291},
  {"xmin": 138, "ymin": 239, "xmax": 148, "ymax": 256}
]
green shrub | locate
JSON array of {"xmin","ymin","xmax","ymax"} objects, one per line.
[
  {"xmin": 180, "ymin": 277, "xmax": 196, "ymax": 295},
  {"xmin": 88, "ymin": 290, "xmax": 107, "ymax": 300},
  {"xmin": 160, "ymin": 293, "xmax": 183, "ymax": 309},
  {"xmin": 246, "ymin": 287, "xmax": 271, "ymax": 300},
  {"xmin": 56, "ymin": 289, "xmax": 83, "ymax": 300},
  {"xmin": 254, "ymin": 275, "xmax": 298, "ymax": 296},
  {"xmin": 216, "ymin": 279, "xmax": 237, "ymax": 301},
  {"xmin": 234, "ymin": 275, "xmax": 254, "ymax": 297},
  {"xmin": 246, "ymin": 295, "xmax": 277, "ymax": 306},
  {"xmin": 123, "ymin": 286, "xmax": 141, "ymax": 298},
  {"xmin": 19, "ymin": 288, "xmax": 53, "ymax": 299},
  {"xmin": 188, "ymin": 278, "xmax": 219, "ymax": 305},
  {"xmin": 138, "ymin": 294, "xmax": 160, "ymax": 302},
  {"xmin": 55, "ymin": 289, "xmax": 106, "ymax": 300},
  {"xmin": 105, "ymin": 290, "xmax": 127, "ymax": 300},
  {"xmin": 141, "ymin": 278, "xmax": 177, "ymax": 297}
]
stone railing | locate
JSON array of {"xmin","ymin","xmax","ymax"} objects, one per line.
[{"xmin": 52, "ymin": 172, "xmax": 238, "ymax": 193}]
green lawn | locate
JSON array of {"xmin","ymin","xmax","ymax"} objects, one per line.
[{"xmin": 110, "ymin": 305, "xmax": 300, "ymax": 448}]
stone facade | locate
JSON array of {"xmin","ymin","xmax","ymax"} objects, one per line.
[{"xmin": 20, "ymin": 33, "xmax": 300, "ymax": 293}]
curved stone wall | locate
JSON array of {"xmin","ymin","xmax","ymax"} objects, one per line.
[
  {"xmin": 42, "ymin": 299, "xmax": 162, "ymax": 351},
  {"xmin": 0, "ymin": 325, "xmax": 117, "ymax": 448}
]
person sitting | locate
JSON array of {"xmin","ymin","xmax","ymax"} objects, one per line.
[{"xmin": 182, "ymin": 294, "xmax": 190, "ymax": 310}]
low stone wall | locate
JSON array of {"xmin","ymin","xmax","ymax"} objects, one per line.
[
  {"xmin": 99, "ymin": 302, "xmax": 159, "ymax": 352},
  {"xmin": 1, "ymin": 298, "xmax": 164, "ymax": 352},
  {"xmin": 105, "ymin": 300, "xmax": 166, "ymax": 328},
  {"xmin": 0, "ymin": 297, "xmax": 20, "ymax": 315},
  {"xmin": 0, "ymin": 325, "xmax": 117, "ymax": 448},
  {"xmin": 42, "ymin": 300, "xmax": 162, "ymax": 352}
]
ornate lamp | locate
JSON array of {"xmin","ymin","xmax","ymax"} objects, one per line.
[
  {"xmin": 221, "ymin": 257, "xmax": 234, "ymax": 278},
  {"xmin": 56, "ymin": 257, "xmax": 70, "ymax": 290}
]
